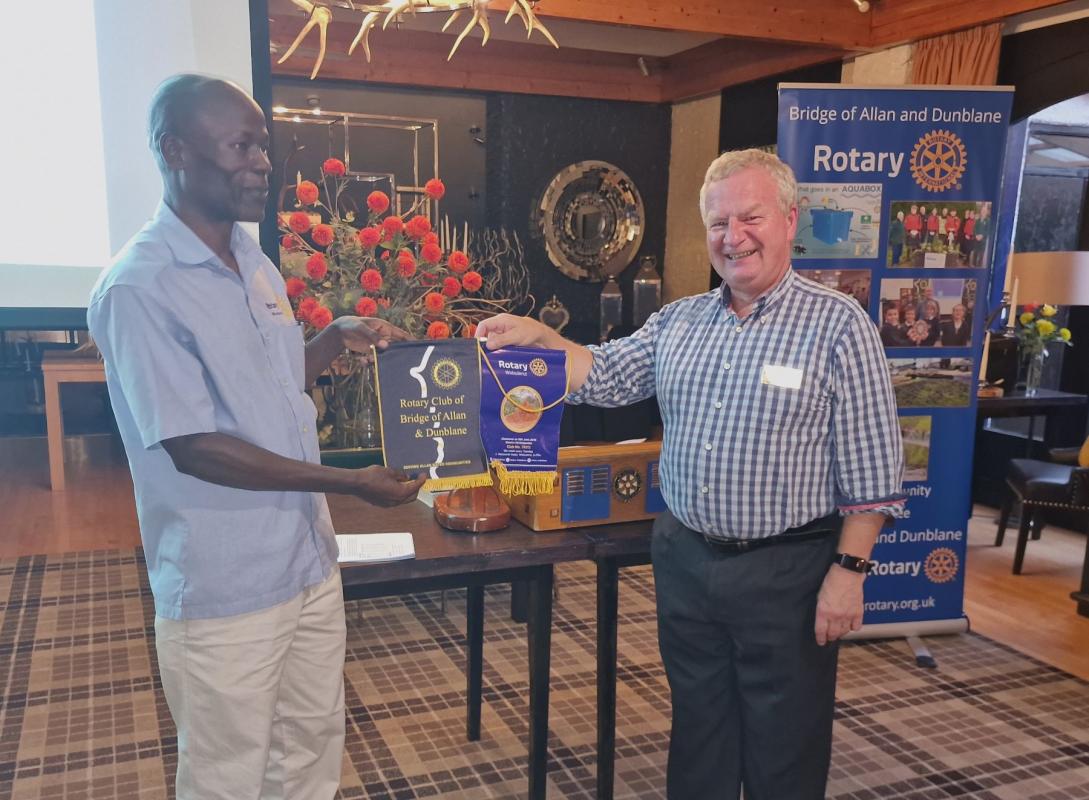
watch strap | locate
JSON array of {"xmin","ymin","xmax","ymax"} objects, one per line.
[{"xmin": 833, "ymin": 552, "xmax": 874, "ymax": 574}]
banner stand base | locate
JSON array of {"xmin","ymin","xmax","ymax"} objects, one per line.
[
  {"xmin": 906, "ymin": 635, "xmax": 937, "ymax": 668},
  {"xmin": 844, "ymin": 616, "xmax": 970, "ymax": 668},
  {"xmin": 845, "ymin": 616, "xmax": 969, "ymax": 641}
]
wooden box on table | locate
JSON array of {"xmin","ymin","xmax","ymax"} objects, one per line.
[{"xmin": 499, "ymin": 440, "xmax": 666, "ymax": 531}]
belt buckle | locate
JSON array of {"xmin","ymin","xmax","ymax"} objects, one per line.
[{"xmin": 734, "ymin": 540, "xmax": 751, "ymax": 553}]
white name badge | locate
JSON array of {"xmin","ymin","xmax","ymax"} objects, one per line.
[{"xmin": 761, "ymin": 364, "xmax": 803, "ymax": 389}]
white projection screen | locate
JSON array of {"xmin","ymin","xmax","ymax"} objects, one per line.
[{"xmin": 0, "ymin": 1, "xmax": 253, "ymax": 324}]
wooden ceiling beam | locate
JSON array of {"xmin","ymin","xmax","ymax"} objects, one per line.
[
  {"xmin": 270, "ymin": 0, "xmax": 1079, "ymax": 102},
  {"xmin": 498, "ymin": 0, "xmax": 873, "ymax": 49},
  {"xmin": 661, "ymin": 39, "xmax": 845, "ymax": 103},
  {"xmin": 269, "ymin": 17, "xmax": 666, "ymax": 102},
  {"xmin": 869, "ymin": 0, "xmax": 1072, "ymax": 47}
]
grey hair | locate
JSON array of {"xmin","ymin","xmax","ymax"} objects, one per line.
[
  {"xmin": 699, "ymin": 148, "xmax": 798, "ymax": 221},
  {"xmin": 147, "ymin": 74, "xmax": 241, "ymax": 171}
]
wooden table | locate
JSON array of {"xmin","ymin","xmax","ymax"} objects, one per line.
[
  {"xmin": 977, "ymin": 389, "xmax": 1088, "ymax": 456},
  {"xmin": 41, "ymin": 351, "xmax": 106, "ymax": 491},
  {"xmin": 328, "ymin": 498, "xmax": 593, "ymax": 800}
]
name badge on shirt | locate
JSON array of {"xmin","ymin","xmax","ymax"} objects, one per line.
[
  {"xmin": 761, "ymin": 364, "xmax": 803, "ymax": 389},
  {"xmin": 250, "ymin": 270, "xmax": 296, "ymax": 324}
]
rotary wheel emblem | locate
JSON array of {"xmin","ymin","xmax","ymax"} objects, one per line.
[
  {"xmin": 924, "ymin": 547, "xmax": 959, "ymax": 584},
  {"xmin": 613, "ymin": 468, "xmax": 642, "ymax": 502},
  {"xmin": 911, "ymin": 130, "xmax": 967, "ymax": 192},
  {"xmin": 431, "ymin": 359, "xmax": 462, "ymax": 389},
  {"xmin": 529, "ymin": 358, "xmax": 548, "ymax": 377}
]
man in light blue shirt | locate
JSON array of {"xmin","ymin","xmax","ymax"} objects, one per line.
[{"xmin": 88, "ymin": 74, "xmax": 424, "ymax": 799}]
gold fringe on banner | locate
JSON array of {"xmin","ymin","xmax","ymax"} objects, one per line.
[
  {"xmin": 422, "ymin": 472, "xmax": 495, "ymax": 493},
  {"xmin": 491, "ymin": 460, "xmax": 557, "ymax": 496}
]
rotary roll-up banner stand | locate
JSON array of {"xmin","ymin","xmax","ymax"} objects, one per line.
[{"xmin": 777, "ymin": 84, "xmax": 1014, "ymax": 640}]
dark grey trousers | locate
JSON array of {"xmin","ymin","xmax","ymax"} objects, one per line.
[{"xmin": 651, "ymin": 511, "xmax": 841, "ymax": 800}]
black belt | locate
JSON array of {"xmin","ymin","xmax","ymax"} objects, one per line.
[{"xmin": 700, "ymin": 512, "xmax": 841, "ymax": 554}]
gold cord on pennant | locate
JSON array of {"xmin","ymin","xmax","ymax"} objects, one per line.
[{"xmin": 475, "ymin": 340, "xmax": 570, "ymax": 413}]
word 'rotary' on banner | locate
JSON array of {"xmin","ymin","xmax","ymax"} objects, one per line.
[
  {"xmin": 480, "ymin": 346, "xmax": 567, "ymax": 496},
  {"xmin": 373, "ymin": 340, "xmax": 490, "ymax": 492}
]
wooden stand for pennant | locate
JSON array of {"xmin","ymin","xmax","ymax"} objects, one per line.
[{"xmin": 434, "ymin": 486, "xmax": 511, "ymax": 532}]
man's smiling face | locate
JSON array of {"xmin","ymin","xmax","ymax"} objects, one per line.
[{"xmin": 704, "ymin": 167, "xmax": 798, "ymax": 304}]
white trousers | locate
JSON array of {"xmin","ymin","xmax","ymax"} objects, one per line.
[{"xmin": 155, "ymin": 569, "xmax": 346, "ymax": 800}]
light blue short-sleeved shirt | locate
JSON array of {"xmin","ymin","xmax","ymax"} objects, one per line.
[{"xmin": 88, "ymin": 203, "xmax": 337, "ymax": 620}]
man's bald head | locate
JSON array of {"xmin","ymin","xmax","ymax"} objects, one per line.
[
  {"xmin": 148, "ymin": 74, "xmax": 271, "ymax": 225},
  {"xmin": 147, "ymin": 75, "xmax": 257, "ymax": 173}
]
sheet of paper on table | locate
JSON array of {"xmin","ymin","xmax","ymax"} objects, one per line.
[{"xmin": 335, "ymin": 532, "xmax": 415, "ymax": 563}]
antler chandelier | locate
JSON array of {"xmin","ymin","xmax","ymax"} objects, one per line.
[{"xmin": 277, "ymin": 0, "xmax": 560, "ymax": 79}]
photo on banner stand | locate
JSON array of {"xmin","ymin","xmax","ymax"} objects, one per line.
[
  {"xmin": 878, "ymin": 278, "xmax": 977, "ymax": 349},
  {"xmin": 792, "ymin": 182, "xmax": 882, "ymax": 260},
  {"xmin": 887, "ymin": 200, "xmax": 993, "ymax": 268},
  {"xmin": 888, "ymin": 358, "xmax": 973, "ymax": 408},
  {"xmin": 794, "ymin": 268, "xmax": 871, "ymax": 311},
  {"xmin": 899, "ymin": 415, "xmax": 932, "ymax": 483}
]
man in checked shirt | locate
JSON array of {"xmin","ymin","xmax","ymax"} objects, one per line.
[{"xmin": 478, "ymin": 148, "xmax": 905, "ymax": 800}]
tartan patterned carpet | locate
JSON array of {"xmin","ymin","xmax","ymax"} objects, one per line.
[{"xmin": 1, "ymin": 550, "xmax": 1088, "ymax": 799}]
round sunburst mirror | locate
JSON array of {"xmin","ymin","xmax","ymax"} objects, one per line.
[{"xmin": 533, "ymin": 161, "xmax": 645, "ymax": 282}]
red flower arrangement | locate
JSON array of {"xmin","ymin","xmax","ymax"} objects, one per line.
[
  {"xmin": 424, "ymin": 178, "xmax": 445, "ymax": 200},
  {"xmin": 426, "ymin": 321, "xmax": 451, "ymax": 339},
  {"xmin": 277, "ymin": 167, "xmax": 530, "ymax": 448},
  {"xmin": 278, "ymin": 169, "xmax": 524, "ymax": 342},
  {"xmin": 309, "ymin": 306, "xmax": 333, "ymax": 329},
  {"xmin": 420, "ymin": 242, "xmax": 442, "ymax": 264},
  {"xmin": 423, "ymin": 292, "xmax": 445, "ymax": 314},
  {"xmin": 322, "ymin": 158, "xmax": 346, "ymax": 177},
  {"xmin": 359, "ymin": 268, "xmax": 383, "ymax": 293},
  {"xmin": 381, "ymin": 216, "xmax": 404, "ymax": 240},
  {"xmin": 285, "ymin": 277, "xmax": 307, "ymax": 298},
  {"xmin": 442, "ymin": 277, "xmax": 461, "ymax": 298},
  {"xmin": 306, "ymin": 253, "xmax": 328, "ymax": 280},
  {"xmin": 367, "ymin": 191, "xmax": 390, "ymax": 214},
  {"xmin": 296, "ymin": 181, "xmax": 320, "ymax": 206},
  {"xmin": 288, "ymin": 211, "xmax": 312, "ymax": 234},
  {"xmin": 357, "ymin": 227, "xmax": 380, "ymax": 248},
  {"xmin": 462, "ymin": 271, "xmax": 483, "ymax": 292},
  {"xmin": 311, "ymin": 224, "xmax": 335, "ymax": 248},
  {"xmin": 448, "ymin": 250, "xmax": 469, "ymax": 273}
]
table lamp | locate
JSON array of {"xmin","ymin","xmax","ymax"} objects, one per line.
[
  {"xmin": 980, "ymin": 252, "xmax": 1089, "ymax": 395},
  {"xmin": 1008, "ymin": 251, "xmax": 1089, "ymax": 307}
]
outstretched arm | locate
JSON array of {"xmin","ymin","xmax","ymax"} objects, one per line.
[{"xmin": 162, "ymin": 432, "xmax": 425, "ymax": 507}]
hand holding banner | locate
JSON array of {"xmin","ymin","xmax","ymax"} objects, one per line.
[{"xmin": 373, "ymin": 340, "xmax": 568, "ymax": 497}]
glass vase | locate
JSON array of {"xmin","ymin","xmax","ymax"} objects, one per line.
[
  {"xmin": 1017, "ymin": 346, "xmax": 1048, "ymax": 397},
  {"xmin": 326, "ymin": 355, "xmax": 382, "ymax": 449}
]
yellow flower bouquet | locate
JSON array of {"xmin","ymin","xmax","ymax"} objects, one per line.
[{"xmin": 1014, "ymin": 304, "xmax": 1072, "ymax": 395}]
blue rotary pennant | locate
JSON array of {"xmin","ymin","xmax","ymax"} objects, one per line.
[{"xmin": 479, "ymin": 345, "xmax": 568, "ymax": 496}]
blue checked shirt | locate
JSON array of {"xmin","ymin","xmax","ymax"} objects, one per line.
[{"xmin": 568, "ymin": 269, "xmax": 906, "ymax": 540}]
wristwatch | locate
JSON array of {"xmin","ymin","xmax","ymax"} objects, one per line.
[{"xmin": 833, "ymin": 552, "xmax": 874, "ymax": 574}]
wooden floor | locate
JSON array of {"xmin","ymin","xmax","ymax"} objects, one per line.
[{"xmin": 3, "ymin": 433, "xmax": 1088, "ymax": 680}]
